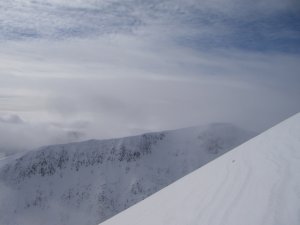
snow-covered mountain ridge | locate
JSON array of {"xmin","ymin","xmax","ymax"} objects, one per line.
[
  {"xmin": 101, "ymin": 113, "xmax": 300, "ymax": 225},
  {"xmin": 0, "ymin": 123, "xmax": 255, "ymax": 225}
]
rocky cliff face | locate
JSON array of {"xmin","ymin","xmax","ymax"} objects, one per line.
[{"xmin": 0, "ymin": 123, "xmax": 255, "ymax": 225}]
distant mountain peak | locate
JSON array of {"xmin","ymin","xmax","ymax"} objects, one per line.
[{"xmin": 0, "ymin": 123, "xmax": 255, "ymax": 225}]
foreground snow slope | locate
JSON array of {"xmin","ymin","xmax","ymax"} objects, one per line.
[
  {"xmin": 102, "ymin": 113, "xmax": 300, "ymax": 225},
  {"xmin": 0, "ymin": 123, "xmax": 254, "ymax": 225}
]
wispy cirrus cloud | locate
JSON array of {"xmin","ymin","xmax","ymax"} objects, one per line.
[
  {"xmin": 0, "ymin": 0, "xmax": 299, "ymax": 153},
  {"xmin": 1, "ymin": 0, "xmax": 299, "ymax": 51}
]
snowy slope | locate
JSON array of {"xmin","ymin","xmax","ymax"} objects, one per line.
[
  {"xmin": 0, "ymin": 123, "xmax": 254, "ymax": 225},
  {"xmin": 101, "ymin": 113, "xmax": 300, "ymax": 225}
]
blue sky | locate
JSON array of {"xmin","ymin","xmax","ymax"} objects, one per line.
[{"xmin": 0, "ymin": 0, "xmax": 299, "ymax": 152}]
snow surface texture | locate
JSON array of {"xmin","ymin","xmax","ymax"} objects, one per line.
[
  {"xmin": 0, "ymin": 123, "xmax": 254, "ymax": 225},
  {"xmin": 101, "ymin": 113, "xmax": 300, "ymax": 225}
]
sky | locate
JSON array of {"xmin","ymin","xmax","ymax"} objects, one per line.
[{"xmin": 0, "ymin": 0, "xmax": 299, "ymax": 153}]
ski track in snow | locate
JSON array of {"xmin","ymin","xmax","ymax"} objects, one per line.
[{"xmin": 101, "ymin": 113, "xmax": 300, "ymax": 225}]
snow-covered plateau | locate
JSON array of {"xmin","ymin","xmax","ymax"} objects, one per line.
[
  {"xmin": 101, "ymin": 113, "xmax": 300, "ymax": 225},
  {"xmin": 0, "ymin": 123, "xmax": 254, "ymax": 225}
]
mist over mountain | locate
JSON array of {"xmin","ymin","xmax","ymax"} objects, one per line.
[
  {"xmin": 0, "ymin": 123, "xmax": 254, "ymax": 225},
  {"xmin": 0, "ymin": 1, "xmax": 299, "ymax": 225}
]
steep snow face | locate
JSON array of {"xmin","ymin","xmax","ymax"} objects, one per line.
[
  {"xmin": 0, "ymin": 123, "xmax": 254, "ymax": 225},
  {"xmin": 101, "ymin": 113, "xmax": 300, "ymax": 225}
]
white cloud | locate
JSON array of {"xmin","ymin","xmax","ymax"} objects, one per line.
[{"xmin": 0, "ymin": 35, "xmax": 299, "ymax": 153}]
